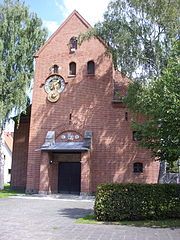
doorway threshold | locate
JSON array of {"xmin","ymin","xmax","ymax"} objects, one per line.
[{"xmin": 10, "ymin": 193, "xmax": 95, "ymax": 202}]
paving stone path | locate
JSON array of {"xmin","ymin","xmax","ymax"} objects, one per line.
[{"xmin": 0, "ymin": 196, "xmax": 179, "ymax": 240}]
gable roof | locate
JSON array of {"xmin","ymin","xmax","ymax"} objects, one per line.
[{"xmin": 35, "ymin": 10, "xmax": 92, "ymax": 57}]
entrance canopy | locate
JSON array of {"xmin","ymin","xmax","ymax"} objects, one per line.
[
  {"xmin": 41, "ymin": 130, "xmax": 92, "ymax": 153},
  {"xmin": 41, "ymin": 141, "xmax": 89, "ymax": 152}
]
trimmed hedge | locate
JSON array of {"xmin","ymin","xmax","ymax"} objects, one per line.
[{"xmin": 94, "ymin": 183, "xmax": 180, "ymax": 221}]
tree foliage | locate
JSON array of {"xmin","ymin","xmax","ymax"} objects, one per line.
[
  {"xmin": 125, "ymin": 41, "xmax": 180, "ymax": 164},
  {"xmin": 80, "ymin": 0, "xmax": 179, "ymax": 81},
  {"xmin": 0, "ymin": 0, "xmax": 47, "ymax": 129},
  {"xmin": 0, "ymin": 0, "xmax": 47, "ymax": 189},
  {"xmin": 79, "ymin": 0, "xmax": 180, "ymax": 164}
]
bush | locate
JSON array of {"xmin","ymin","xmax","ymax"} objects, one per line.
[{"xmin": 94, "ymin": 183, "xmax": 180, "ymax": 221}]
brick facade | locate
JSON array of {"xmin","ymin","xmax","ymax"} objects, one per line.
[
  {"xmin": 11, "ymin": 107, "xmax": 31, "ymax": 190},
  {"xmin": 11, "ymin": 11, "xmax": 159, "ymax": 194}
]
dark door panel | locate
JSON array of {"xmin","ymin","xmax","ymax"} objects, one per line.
[{"xmin": 58, "ymin": 162, "xmax": 81, "ymax": 194}]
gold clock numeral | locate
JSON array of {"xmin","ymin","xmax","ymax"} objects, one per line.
[{"xmin": 47, "ymin": 90, "xmax": 60, "ymax": 102}]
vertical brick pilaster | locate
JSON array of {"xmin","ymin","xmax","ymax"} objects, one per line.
[
  {"xmin": 81, "ymin": 151, "xmax": 91, "ymax": 194},
  {"xmin": 39, "ymin": 152, "xmax": 51, "ymax": 194}
]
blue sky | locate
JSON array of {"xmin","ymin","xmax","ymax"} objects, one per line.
[
  {"xmin": 22, "ymin": 0, "xmax": 65, "ymax": 23},
  {"xmin": 1, "ymin": 0, "xmax": 111, "ymax": 35}
]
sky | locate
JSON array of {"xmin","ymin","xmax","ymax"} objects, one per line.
[{"xmin": 18, "ymin": 0, "xmax": 111, "ymax": 35}]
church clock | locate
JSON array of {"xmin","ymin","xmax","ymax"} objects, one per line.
[{"xmin": 44, "ymin": 75, "xmax": 65, "ymax": 102}]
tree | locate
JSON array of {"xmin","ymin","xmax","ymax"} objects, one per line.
[
  {"xmin": 125, "ymin": 41, "xmax": 180, "ymax": 164},
  {"xmin": 80, "ymin": 0, "xmax": 179, "ymax": 81},
  {"xmin": 0, "ymin": 0, "xmax": 47, "ymax": 189},
  {"xmin": 79, "ymin": 0, "xmax": 180, "ymax": 165}
]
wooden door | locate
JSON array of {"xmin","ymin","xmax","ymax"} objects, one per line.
[{"xmin": 58, "ymin": 162, "xmax": 81, "ymax": 194}]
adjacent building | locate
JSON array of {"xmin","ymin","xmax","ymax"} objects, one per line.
[{"xmin": 2, "ymin": 132, "xmax": 13, "ymax": 184}]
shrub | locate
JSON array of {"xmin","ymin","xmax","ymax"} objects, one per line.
[{"xmin": 94, "ymin": 183, "xmax": 180, "ymax": 221}]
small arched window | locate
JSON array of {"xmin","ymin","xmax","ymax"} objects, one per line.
[
  {"xmin": 69, "ymin": 36, "xmax": 77, "ymax": 52},
  {"xmin": 50, "ymin": 64, "xmax": 59, "ymax": 74},
  {"xmin": 69, "ymin": 62, "xmax": 76, "ymax": 75},
  {"xmin": 133, "ymin": 162, "xmax": 143, "ymax": 173},
  {"xmin": 87, "ymin": 61, "xmax": 95, "ymax": 75},
  {"xmin": 125, "ymin": 112, "xmax": 128, "ymax": 121},
  {"xmin": 133, "ymin": 131, "xmax": 142, "ymax": 141}
]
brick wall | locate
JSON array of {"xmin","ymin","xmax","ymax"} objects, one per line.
[{"xmin": 11, "ymin": 108, "xmax": 31, "ymax": 190}]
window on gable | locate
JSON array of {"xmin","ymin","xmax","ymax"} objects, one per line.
[
  {"xmin": 133, "ymin": 131, "xmax": 142, "ymax": 141},
  {"xmin": 50, "ymin": 64, "xmax": 59, "ymax": 74},
  {"xmin": 133, "ymin": 162, "xmax": 143, "ymax": 173},
  {"xmin": 69, "ymin": 62, "xmax": 76, "ymax": 75},
  {"xmin": 87, "ymin": 60, "xmax": 95, "ymax": 75},
  {"xmin": 69, "ymin": 36, "xmax": 77, "ymax": 53},
  {"xmin": 125, "ymin": 112, "xmax": 128, "ymax": 121}
]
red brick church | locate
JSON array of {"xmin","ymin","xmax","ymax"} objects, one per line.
[{"xmin": 11, "ymin": 11, "xmax": 159, "ymax": 194}]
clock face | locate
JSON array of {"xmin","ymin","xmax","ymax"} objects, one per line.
[{"xmin": 44, "ymin": 75, "xmax": 65, "ymax": 94}]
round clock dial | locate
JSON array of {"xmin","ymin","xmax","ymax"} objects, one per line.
[{"xmin": 44, "ymin": 75, "xmax": 65, "ymax": 94}]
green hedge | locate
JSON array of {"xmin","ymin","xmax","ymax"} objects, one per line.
[{"xmin": 94, "ymin": 183, "xmax": 180, "ymax": 221}]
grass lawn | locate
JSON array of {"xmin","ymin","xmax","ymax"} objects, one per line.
[
  {"xmin": 76, "ymin": 214, "xmax": 180, "ymax": 228},
  {"xmin": 0, "ymin": 184, "xmax": 23, "ymax": 198}
]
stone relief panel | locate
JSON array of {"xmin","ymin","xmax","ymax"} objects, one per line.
[{"xmin": 56, "ymin": 131, "xmax": 83, "ymax": 142}]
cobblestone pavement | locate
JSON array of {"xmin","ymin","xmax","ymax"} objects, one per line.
[{"xmin": 0, "ymin": 196, "xmax": 179, "ymax": 240}]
